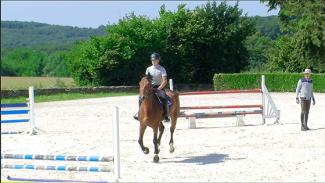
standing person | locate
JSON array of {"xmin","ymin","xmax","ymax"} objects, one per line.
[
  {"xmin": 296, "ymin": 69, "xmax": 316, "ymax": 131},
  {"xmin": 133, "ymin": 52, "xmax": 170, "ymax": 122}
]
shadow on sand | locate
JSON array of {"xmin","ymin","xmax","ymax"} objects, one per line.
[
  {"xmin": 161, "ymin": 153, "xmax": 229, "ymax": 165},
  {"xmin": 309, "ymin": 127, "xmax": 325, "ymax": 131}
]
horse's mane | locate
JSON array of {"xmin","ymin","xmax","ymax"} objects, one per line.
[{"xmin": 140, "ymin": 73, "xmax": 152, "ymax": 83}]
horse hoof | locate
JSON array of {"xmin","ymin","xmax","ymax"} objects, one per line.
[
  {"xmin": 153, "ymin": 155, "xmax": 159, "ymax": 163},
  {"xmin": 143, "ymin": 147, "xmax": 149, "ymax": 154},
  {"xmin": 169, "ymin": 143, "xmax": 175, "ymax": 153}
]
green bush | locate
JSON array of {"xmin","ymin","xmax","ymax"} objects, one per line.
[
  {"xmin": 68, "ymin": 2, "xmax": 255, "ymax": 86},
  {"xmin": 213, "ymin": 73, "xmax": 325, "ymax": 92}
]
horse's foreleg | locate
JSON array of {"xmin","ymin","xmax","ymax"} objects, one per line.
[
  {"xmin": 157, "ymin": 122, "xmax": 165, "ymax": 146},
  {"xmin": 138, "ymin": 124, "xmax": 149, "ymax": 154},
  {"xmin": 153, "ymin": 127, "xmax": 159, "ymax": 163}
]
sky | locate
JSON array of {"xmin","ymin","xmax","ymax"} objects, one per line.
[{"xmin": 1, "ymin": 1, "xmax": 279, "ymax": 28}]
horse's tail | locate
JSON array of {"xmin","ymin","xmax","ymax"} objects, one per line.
[
  {"xmin": 174, "ymin": 91, "xmax": 181, "ymax": 117},
  {"xmin": 167, "ymin": 90, "xmax": 180, "ymax": 118}
]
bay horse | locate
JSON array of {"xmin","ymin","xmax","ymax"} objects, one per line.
[{"xmin": 138, "ymin": 74, "xmax": 180, "ymax": 163}]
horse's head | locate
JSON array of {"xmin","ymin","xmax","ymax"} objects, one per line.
[{"xmin": 139, "ymin": 73, "xmax": 153, "ymax": 100}]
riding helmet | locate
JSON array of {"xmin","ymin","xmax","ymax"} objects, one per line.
[{"xmin": 150, "ymin": 52, "xmax": 160, "ymax": 60}]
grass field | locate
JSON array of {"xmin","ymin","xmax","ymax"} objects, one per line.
[
  {"xmin": 1, "ymin": 77, "xmax": 76, "ymax": 90},
  {"xmin": 1, "ymin": 77, "xmax": 138, "ymax": 104},
  {"xmin": 1, "ymin": 92, "xmax": 137, "ymax": 104}
]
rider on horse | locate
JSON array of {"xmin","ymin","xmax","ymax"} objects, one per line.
[{"xmin": 133, "ymin": 52, "xmax": 170, "ymax": 122}]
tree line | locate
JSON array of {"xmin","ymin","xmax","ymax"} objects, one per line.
[
  {"xmin": 1, "ymin": 1, "xmax": 324, "ymax": 85},
  {"xmin": 1, "ymin": 21, "xmax": 106, "ymax": 77}
]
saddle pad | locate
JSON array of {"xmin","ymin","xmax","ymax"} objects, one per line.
[{"xmin": 154, "ymin": 93, "xmax": 173, "ymax": 107}]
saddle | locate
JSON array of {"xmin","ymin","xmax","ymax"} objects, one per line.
[{"xmin": 153, "ymin": 90, "xmax": 173, "ymax": 108}]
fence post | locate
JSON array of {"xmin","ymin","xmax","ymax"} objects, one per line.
[
  {"xmin": 261, "ymin": 75, "xmax": 266, "ymax": 125},
  {"xmin": 169, "ymin": 79, "xmax": 174, "ymax": 91},
  {"xmin": 29, "ymin": 86, "xmax": 36, "ymax": 134},
  {"xmin": 188, "ymin": 117, "xmax": 196, "ymax": 129},
  {"xmin": 113, "ymin": 106, "xmax": 120, "ymax": 182}
]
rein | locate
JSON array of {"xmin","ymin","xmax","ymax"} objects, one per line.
[
  {"xmin": 140, "ymin": 87, "xmax": 161, "ymax": 104},
  {"xmin": 139, "ymin": 76, "xmax": 159, "ymax": 103},
  {"xmin": 139, "ymin": 86, "xmax": 155, "ymax": 103}
]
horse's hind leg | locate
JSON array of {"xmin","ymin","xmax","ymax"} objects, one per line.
[
  {"xmin": 153, "ymin": 127, "xmax": 159, "ymax": 163},
  {"xmin": 169, "ymin": 117, "xmax": 177, "ymax": 153},
  {"xmin": 138, "ymin": 124, "xmax": 149, "ymax": 154},
  {"xmin": 157, "ymin": 122, "xmax": 165, "ymax": 146},
  {"xmin": 167, "ymin": 92, "xmax": 179, "ymax": 153}
]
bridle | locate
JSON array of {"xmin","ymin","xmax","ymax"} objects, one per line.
[{"xmin": 139, "ymin": 77, "xmax": 153, "ymax": 102}]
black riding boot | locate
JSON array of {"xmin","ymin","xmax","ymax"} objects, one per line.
[
  {"xmin": 133, "ymin": 97, "xmax": 142, "ymax": 120},
  {"xmin": 164, "ymin": 100, "xmax": 170, "ymax": 122},
  {"xmin": 301, "ymin": 113, "xmax": 307, "ymax": 131},
  {"xmin": 304, "ymin": 113, "xmax": 310, "ymax": 130}
]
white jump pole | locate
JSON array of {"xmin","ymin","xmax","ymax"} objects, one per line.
[
  {"xmin": 113, "ymin": 106, "xmax": 120, "ymax": 182},
  {"xmin": 29, "ymin": 86, "xmax": 36, "ymax": 135},
  {"xmin": 169, "ymin": 79, "xmax": 174, "ymax": 91},
  {"xmin": 261, "ymin": 75, "xmax": 266, "ymax": 125}
]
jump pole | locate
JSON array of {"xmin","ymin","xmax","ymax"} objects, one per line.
[
  {"xmin": 179, "ymin": 89, "xmax": 261, "ymax": 95},
  {"xmin": 1, "ymin": 154, "xmax": 113, "ymax": 162},
  {"xmin": 2, "ymin": 106, "xmax": 121, "ymax": 182},
  {"xmin": 1, "ymin": 86, "xmax": 36, "ymax": 134},
  {"xmin": 171, "ymin": 75, "xmax": 279, "ymax": 127}
]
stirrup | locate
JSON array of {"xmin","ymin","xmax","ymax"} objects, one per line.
[{"xmin": 164, "ymin": 116, "xmax": 170, "ymax": 122}]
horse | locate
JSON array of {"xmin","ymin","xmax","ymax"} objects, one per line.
[{"xmin": 137, "ymin": 74, "xmax": 180, "ymax": 163}]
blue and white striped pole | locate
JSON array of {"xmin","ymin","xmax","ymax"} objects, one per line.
[
  {"xmin": 7, "ymin": 176, "xmax": 109, "ymax": 183},
  {"xmin": 1, "ymin": 154, "xmax": 113, "ymax": 162},
  {"xmin": 1, "ymin": 164, "xmax": 111, "ymax": 172},
  {"xmin": 1, "ymin": 106, "xmax": 121, "ymax": 181}
]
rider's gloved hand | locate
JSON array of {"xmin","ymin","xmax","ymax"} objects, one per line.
[{"xmin": 296, "ymin": 97, "xmax": 300, "ymax": 104}]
